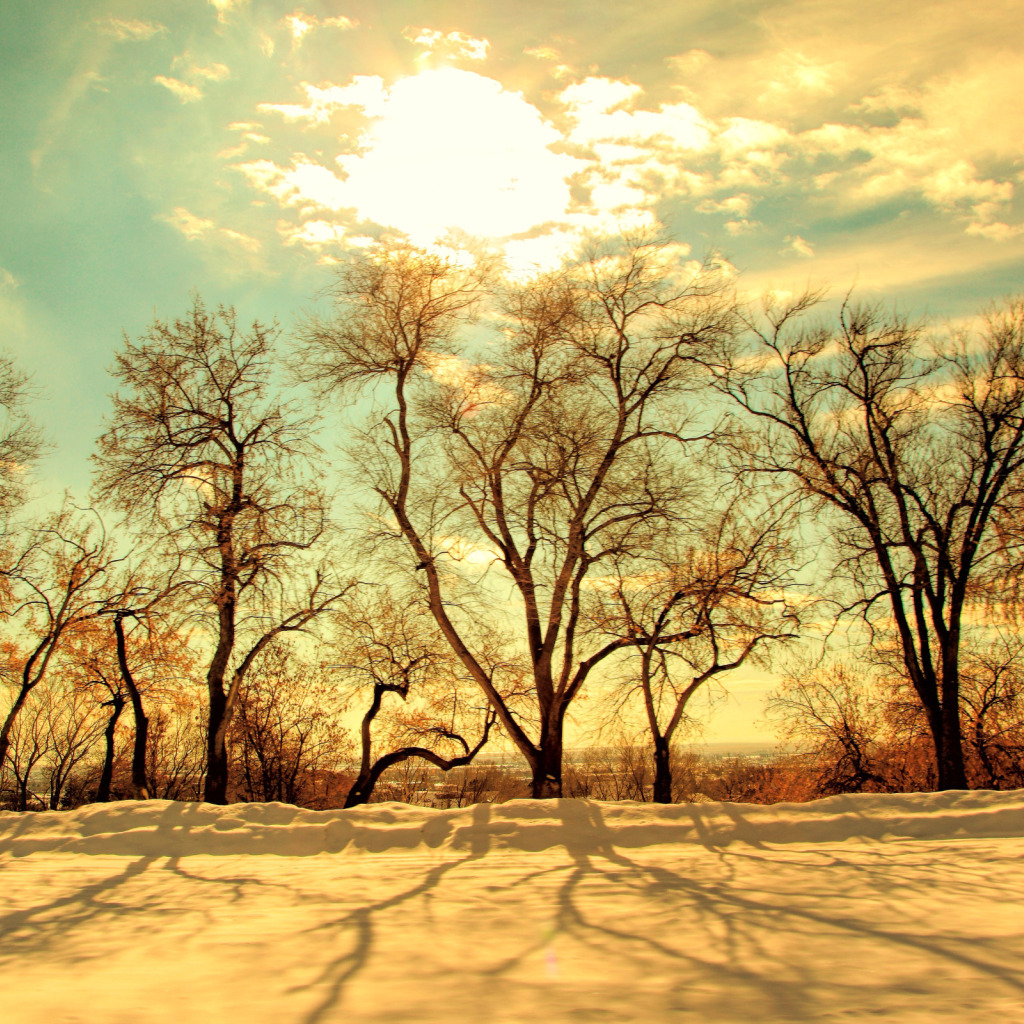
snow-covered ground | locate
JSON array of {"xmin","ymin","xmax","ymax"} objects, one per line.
[{"xmin": 2, "ymin": 791, "xmax": 1022, "ymax": 1023}]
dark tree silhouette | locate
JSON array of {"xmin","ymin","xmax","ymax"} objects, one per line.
[
  {"xmin": 94, "ymin": 299, "xmax": 353, "ymax": 803},
  {"xmin": 299, "ymin": 236, "xmax": 737, "ymax": 797},
  {"xmin": 713, "ymin": 295, "xmax": 1024, "ymax": 789}
]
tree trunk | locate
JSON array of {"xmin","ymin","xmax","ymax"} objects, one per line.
[
  {"xmin": 938, "ymin": 663, "xmax": 968, "ymax": 789},
  {"xmin": 529, "ymin": 717, "xmax": 563, "ymax": 798},
  {"xmin": 205, "ymin": 682, "xmax": 230, "ymax": 804},
  {"xmin": 652, "ymin": 738, "xmax": 672, "ymax": 804},
  {"xmin": 97, "ymin": 694, "xmax": 125, "ymax": 802},
  {"xmin": 937, "ymin": 715, "xmax": 968, "ymax": 790},
  {"xmin": 129, "ymin": 701, "xmax": 150, "ymax": 801},
  {"xmin": 112, "ymin": 613, "xmax": 151, "ymax": 800}
]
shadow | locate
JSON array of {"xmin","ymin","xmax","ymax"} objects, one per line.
[
  {"xmin": 2, "ymin": 792, "xmax": 1023, "ymax": 1022},
  {"xmin": 295, "ymin": 803, "xmax": 495, "ymax": 1024}
]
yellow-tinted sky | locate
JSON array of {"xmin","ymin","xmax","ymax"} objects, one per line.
[{"xmin": 1, "ymin": 0, "xmax": 1021, "ymax": 742}]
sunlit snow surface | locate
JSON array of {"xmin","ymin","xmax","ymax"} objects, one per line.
[{"xmin": 2, "ymin": 792, "xmax": 1023, "ymax": 1023}]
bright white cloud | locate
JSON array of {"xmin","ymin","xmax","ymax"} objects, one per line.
[
  {"xmin": 154, "ymin": 76, "xmax": 203, "ymax": 103},
  {"xmin": 258, "ymin": 77, "xmax": 387, "ymax": 123},
  {"xmin": 236, "ymin": 159, "xmax": 352, "ymax": 212},
  {"xmin": 405, "ymin": 28, "xmax": 490, "ymax": 62},
  {"xmin": 564, "ymin": 83, "xmax": 710, "ymax": 152},
  {"xmin": 280, "ymin": 219, "xmax": 350, "ymax": 248},
  {"xmin": 102, "ymin": 18, "xmax": 166, "ymax": 42},
  {"xmin": 244, "ymin": 68, "xmax": 578, "ymax": 244},
  {"xmin": 284, "ymin": 12, "xmax": 316, "ymax": 42}
]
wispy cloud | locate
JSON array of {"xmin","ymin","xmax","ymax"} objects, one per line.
[
  {"xmin": 101, "ymin": 18, "xmax": 166, "ymax": 42},
  {"xmin": 154, "ymin": 76, "xmax": 203, "ymax": 103},
  {"xmin": 191, "ymin": 63, "xmax": 230, "ymax": 82},
  {"xmin": 159, "ymin": 207, "xmax": 261, "ymax": 252},
  {"xmin": 784, "ymin": 235, "xmax": 815, "ymax": 258}
]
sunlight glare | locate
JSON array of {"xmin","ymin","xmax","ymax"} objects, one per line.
[{"xmin": 336, "ymin": 68, "xmax": 577, "ymax": 243}]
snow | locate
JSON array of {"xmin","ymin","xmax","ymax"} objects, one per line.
[{"xmin": 2, "ymin": 791, "xmax": 1023, "ymax": 1023}]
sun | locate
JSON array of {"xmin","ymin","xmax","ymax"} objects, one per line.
[{"xmin": 335, "ymin": 68, "xmax": 578, "ymax": 243}]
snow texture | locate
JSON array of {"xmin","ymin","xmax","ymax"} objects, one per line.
[{"xmin": 2, "ymin": 791, "xmax": 1022, "ymax": 1022}]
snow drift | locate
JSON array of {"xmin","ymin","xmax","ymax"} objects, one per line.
[{"xmin": 2, "ymin": 791, "xmax": 1023, "ymax": 1023}]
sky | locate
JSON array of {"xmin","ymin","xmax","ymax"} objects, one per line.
[
  {"xmin": 3, "ymin": 792, "xmax": 1024, "ymax": 1022},
  {"xmin": 1, "ymin": 0, "xmax": 1022, "ymax": 742}
]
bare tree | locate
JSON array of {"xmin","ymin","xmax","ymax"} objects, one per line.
[
  {"xmin": 231, "ymin": 644, "xmax": 351, "ymax": 807},
  {"xmin": 62, "ymin": 596, "xmax": 196, "ymax": 800},
  {"xmin": 94, "ymin": 298, "xmax": 354, "ymax": 803},
  {"xmin": 0, "ymin": 352, "xmax": 45, "ymax": 520},
  {"xmin": 328, "ymin": 588, "xmax": 499, "ymax": 807},
  {"xmin": 301, "ymin": 236, "xmax": 736, "ymax": 796},
  {"xmin": 599, "ymin": 501, "xmax": 800, "ymax": 801},
  {"xmin": 1, "ymin": 685, "xmax": 49, "ymax": 810},
  {"xmin": 41, "ymin": 684, "xmax": 105, "ymax": 810},
  {"xmin": 146, "ymin": 689, "xmax": 206, "ymax": 801},
  {"xmin": 713, "ymin": 295, "xmax": 1024, "ymax": 789},
  {"xmin": 0, "ymin": 505, "xmax": 127, "ymax": 771},
  {"xmin": 768, "ymin": 662, "xmax": 891, "ymax": 796},
  {"xmin": 951, "ymin": 640, "xmax": 1024, "ymax": 789}
]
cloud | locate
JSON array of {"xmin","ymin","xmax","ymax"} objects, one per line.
[
  {"xmin": 420, "ymin": 351, "xmax": 510, "ymax": 417},
  {"xmin": 797, "ymin": 118, "xmax": 1016, "ymax": 229},
  {"xmin": 280, "ymin": 219, "xmax": 351, "ymax": 248},
  {"xmin": 697, "ymin": 194, "xmax": 753, "ymax": 218},
  {"xmin": 432, "ymin": 534, "xmax": 501, "ymax": 566},
  {"xmin": 560, "ymin": 77, "xmax": 712, "ymax": 153},
  {"xmin": 231, "ymin": 6, "xmax": 1022, "ymax": 288},
  {"xmin": 161, "ymin": 208, "xmax": 214, "ymax": 239},
  {"xmin": 101, "ymin": 18, "xmax": 166, "ymax": 42},
  {"xmin": 966, "ymin": 221, "xmax": 1024, "ymax": 242},
  {"xmin": 282, "ymin": 11, "xmax": 357, "ymax": 44},
  {"xmin": 209, "ymin": 0, "xmax": 248, "ymax": 23},
  {"xmin": 156, "ymin": 57, "xmax": 232, "ymax": 103},
  {"xmin": 159, "ymin": 207, "xmax": 261, "ymax": 252},
  {"xmin": 258, "ymin": 77, "xmax": 386, "ymax": 123},
  {"xmin": 192, "ymin": 63, "xmax": 230, "ymax": 82},
  {"xmin": 784, "ymin": 235, "xmax": 815, "ymax": 258},
  {"xmin": 284, "ymin": 11, "xmax": 317, "ymax": 42},
  {"xmin": 404, "ymin": 28, "xmax": 490, "ymax": 63},
  {"xmin": 219, "ymin": 228, "xmax": 261, "ymax": 252},
  {"xmin": 235, "ymin": 159, "xmax": 352, "ymax": 211},
  {"xmin": 154, "ymin": 76, "xmax": 204, "ymax": 103},
  {"xmin": 244, "ymin": 68, "xmax": 578, "ymax": 243}
]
